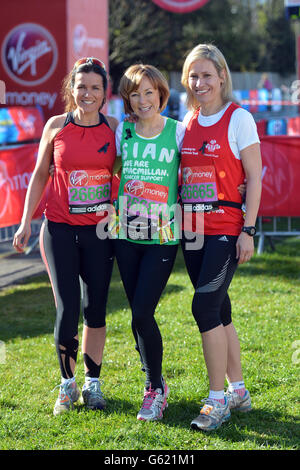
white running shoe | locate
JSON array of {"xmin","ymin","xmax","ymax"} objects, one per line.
[
  {"xmin": 191, "ymin": 397, "xmax": 231, "ymax": 431},
  {"xmin": 137, "ymin": 379, "xmax": 169, "ymax": 421},
  {"xmin": 53, "ymin": 380, "xmax": 80, "ymax": 416},
  {"xmin": 225, "ymin": 389, "xmax": 252, "ymax": 412},
  {"xmin": 81, "ymin": 380, "xmax": 106, "ymax": 410}
]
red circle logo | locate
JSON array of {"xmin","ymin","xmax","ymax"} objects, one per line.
[
  {"xmin": 182, "ymin": 167, "xmax": 193, "ymax": 184},
  {"xmin": 69, "ymin": 170, "xmax": 89, "ymax": 187},
  {"xmin": 1, "ymin": 23, "xmax": 58, "ymax": 87},
  {"xmin": 125, "ymin": 180, "xmax": 145, "ymax": 197},
  {"xmin": 151, "ymin": 0, "xmax": 210, "ymax": 13}
]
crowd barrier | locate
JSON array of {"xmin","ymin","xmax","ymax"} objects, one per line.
[
  {"xmin": 108, "ymin": 88, "xmax": 300, "ymax": 136},
  {"xmin": 1, "ymin": 105, "xmax": 300, "ymax": 254}
]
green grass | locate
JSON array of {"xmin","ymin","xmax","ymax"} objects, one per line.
[{"xmin": 0, "ymin": 237, "xmax": 299, "ymax": 451}]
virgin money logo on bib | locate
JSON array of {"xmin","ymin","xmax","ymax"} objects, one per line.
[
  {"xmin": 125, "ymin": 180, "xmax": 145, "ymax": 197},
  {"xmin": 1, "ymin": 23, "xmax": 58, "ymax": 86},
  {"xmin": 182, "ymin": 167, "xmax": 193, "ymax": 184},
  {"xmin": 69, "ymin": 170, "xmax": 89, "ymax": 187},
  {"xmin": 151, "ymin": 0, "xmax": 210, "ymax": 13}
]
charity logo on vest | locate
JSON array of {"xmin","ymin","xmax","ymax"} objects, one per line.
[
  {"xmin": 200, "ymin": 139, "xmax": 221, "ymax": 158},
  {"xmin": 1, "ymin": 23, "xmax": 58, "ymax": 86}
]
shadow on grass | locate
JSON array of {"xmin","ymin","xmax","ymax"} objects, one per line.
[
  {"xmin": 73, "ymin": 397, "xmax": 137, "ymax": 416},
  {"xmin": 164, "ymin": 400, "xmax": 300, "ymax": 448},
  {"xmin": 0, "ymin": 267, "xmax": 186, "ymax": 343}
]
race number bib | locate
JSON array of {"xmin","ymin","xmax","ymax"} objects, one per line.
[
  {"xmin": 68, "ymin": 169, "xmax": 111, "ymax": 214},
  {"xmin": 121, "ymin": 179, "xmax": 174, "ymax": 242},
  {"xmin": 181, "ymin": 165, "xmax": 219, "ymax": 212}
]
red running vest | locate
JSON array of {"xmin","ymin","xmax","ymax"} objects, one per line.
[
  {"xmin": 45, "ymin": 113, "xmax": 116, "ymax": 225},
  {"xmin": 181, "ymin": 103, "xmax": 245, "ymax": 236}
]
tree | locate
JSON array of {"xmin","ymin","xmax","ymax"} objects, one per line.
[{"xmin": 108, "ymin": 0, "xmax": 295, "ymax": 92}]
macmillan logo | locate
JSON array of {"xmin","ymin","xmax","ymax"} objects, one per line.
[{"xmin": 1, "ymin": 23, "xmax": 58, "ymax": 87}]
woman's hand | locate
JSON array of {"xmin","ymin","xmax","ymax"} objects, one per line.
[
  {"xmin": 237, "ymin": 179, "xmax": 247, "ymax": 197},
  {"xmin": 236, "ymin": 231, "xmax": 254, "ymax": 264},
  {"xmin": 13, "ymin": 221, "xmax": 32, "ymax": 253}
]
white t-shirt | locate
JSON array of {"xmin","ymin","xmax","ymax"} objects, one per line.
[
  {"xmin": 115, "ymin": 117, "xmax": 186, "ymax": 156},
  {"xmin": 182, "ymin": 102, "xmax": 260, "ymax": 160}
]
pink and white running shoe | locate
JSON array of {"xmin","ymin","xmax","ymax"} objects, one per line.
[{"xmin": 137, "ymin": 379, "xmax": 169, "ymax": 421}]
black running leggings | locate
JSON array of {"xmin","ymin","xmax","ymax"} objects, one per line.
[
  {"xmin": 40, "ymin": 219, "xmax": 114, "ymax": 378},
  {"xmin": 181, "ymin": 233, "xmax": 238, "ymax": 333},
  {"xmin": 114, "ymin": 239, "xmax": 178, "ymax": 390}
]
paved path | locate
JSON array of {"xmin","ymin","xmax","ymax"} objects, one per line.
[{"xmin": 0, "ymin": 243, "xmax": 45, "ymax": 290}]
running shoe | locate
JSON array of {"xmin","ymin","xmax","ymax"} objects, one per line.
[
  {"xmin": 137, "ymin": 379, "xmax": 169, "ymax": 421},
  {"xmin": 81, "ymin": 380, "xmax": 106, "ymax": 410},
  {"xmin": 225, "ymin": 389, "xmax": 252, "ymax": 412},
  {"xmin": 53, "ymin": 380, "xmax": 80, "ymax": 416},
  {"xmin": 190, "ymin": 397, "xmax": 231, "ymax": 431}
]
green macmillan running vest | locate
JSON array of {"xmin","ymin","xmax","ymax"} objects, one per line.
[{"xmin": 116, "ymin": 119, "xmax": 180, "ymax": 245}]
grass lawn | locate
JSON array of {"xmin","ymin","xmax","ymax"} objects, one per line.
[{"xmin": 0, "ymin": 236, "xmax": 299, "ymax": 451}]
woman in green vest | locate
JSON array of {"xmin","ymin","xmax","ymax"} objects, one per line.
[{"xmin": 113, "ymin": 64, "xmax": 185, "ymax": 421}]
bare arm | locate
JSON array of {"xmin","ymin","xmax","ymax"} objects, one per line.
[
  {"xmin": 13, "ymin": 116, "xmax": 62, "ymax": 252},
  {"xmin": 236, "ymin": 142, "xmax": 262, "ymax": 264}
]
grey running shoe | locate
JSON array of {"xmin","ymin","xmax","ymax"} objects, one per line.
[
  {"xmin": 137, "ymin": 379, "xmax": 169, "ymax": 421},
  {"xmin": 81, "ymin": 380, "xmax": 106, "ymax": 410},
  {"xmin": 53, "ymin": 380, "xmax": 80, "ymax": 416},
  {"xmin": 225, "ymin": 389, "xmax": 252, "ymax": 412},
  {"xmin": 191, "ymin": 398, "xmax": 231, "ymax": 431}
]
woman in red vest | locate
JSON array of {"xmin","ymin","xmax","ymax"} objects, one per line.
[
  {"xmin": 180, "ymin": 44, "xmax": 262, "ymax": 431},
  {"xmin": 13, "ymin": 58, "xmax": 117, "ymax": 415}
]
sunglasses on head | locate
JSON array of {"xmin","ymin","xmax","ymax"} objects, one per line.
[{"xmin": 74, "ymin": 57, "xmax": 106, "ymax": 71}]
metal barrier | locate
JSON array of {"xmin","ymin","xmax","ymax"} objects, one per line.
[
  {"xmin": 256, "ymin": 216, "xmax": 300, "ymax": 254},
  {"xmin": 0, "ymin": 220, "xmax": 42, "ymax": 253},
  {"xmin": 1, "ymin": 217, "xmax": 299, "ymax": 255}
]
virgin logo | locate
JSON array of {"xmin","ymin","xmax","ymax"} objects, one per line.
[
  {"xmin": 1, "ymin": 23, "xmax": 58, "ymax": 86},
  {"xmin": 125, "ymin": 180, "xmax": 145, "ymax": 197},
  {"xmin": 69, "ymin": 171, "xmax": 89, "ymax": 187},
  {"xmin": 182, "ymin": 167, "xmax": 193, "ymax": 184}
]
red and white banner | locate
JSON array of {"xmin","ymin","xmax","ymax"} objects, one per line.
[
  {"xmin": 0, "ymin": 143, "xmax": 47, "ymax": 228},
  {"xmin": 151, "ymin": 0, "xmax": 210, "ymax": 13},
  {"xmin": 259, "ymin": 136, "xmax": 300, "ymax": 217},
  {"xmin": 0, "ymin": 0, "xmax": 109, "ymax": 120},
  {"xmin": 1, "ymin": 136, "xmax": 299, "ymax": 228}
]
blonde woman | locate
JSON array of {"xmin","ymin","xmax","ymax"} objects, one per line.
[{"xmin": 180, "ymin": 44, "xmax": 262, "ymax": 431}]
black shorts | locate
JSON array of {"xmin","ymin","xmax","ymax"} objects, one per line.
[
  {"xmin": 181, "ymin": 232, "xmax": 238, "ymax": 333},
  {"xmin": 40, "ymin": 219, "xmax": 114, "ymax": 343}
]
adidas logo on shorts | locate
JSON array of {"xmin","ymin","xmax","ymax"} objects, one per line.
[{"xmin": 218, "ymin": 236, "xmax": 229, "ymax": 242}]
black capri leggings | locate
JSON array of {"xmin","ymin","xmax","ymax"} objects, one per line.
[
  {"xmin": 181, "ymin": 233, "xmax": 238, "ymax": 333},
  {"xmin": 114, "ymin": 239, "xmax": 178, "ymax": 390},
  {"xmin": 40, "ymin": 219, "xmax": 114, "ymax": 345}
]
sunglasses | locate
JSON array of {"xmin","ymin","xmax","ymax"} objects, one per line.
[{"xmin": 74, "ymin": 57, "xmax": 106, "ymax": 71}]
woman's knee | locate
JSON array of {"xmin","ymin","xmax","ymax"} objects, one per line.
[{"xmin": 192, "ymin": 292, "xmax": 222, "ymax": 333}]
